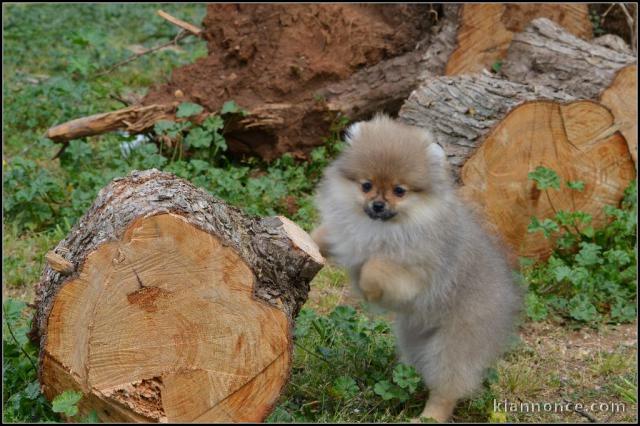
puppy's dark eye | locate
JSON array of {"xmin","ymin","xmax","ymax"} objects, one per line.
[
  {"xmin": 393, "ymin": 186, "xmax": 406, "ymax": 197},
  {"xmin": 361, "ymin": 181, "xmax": 372, "ymax": 193}
]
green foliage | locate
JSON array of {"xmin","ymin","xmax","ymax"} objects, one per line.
[
  {"xmin": 523, "ymin": 167, "xmax": 637, "ymax": 325},
  {"xmin": 491, "ymin": 60, "xmax": 503, "ymax": 74},
  {"xmin": 528, "ymin": 166, "xmax": 560, "ymax": 190},
  {"xmin": 2, "ymin": 155, "xmax": 68, "ymax": 231},
  {"xmin": 51, "ymin": 390, "xmax": 82, "ymax": 417},
  {"xmin": 2, "ymin": 299, "xmax": 56, "ymax": 422},
  {"xmin": 611, "ymin": 377, "xmax": 638, "ymax": 404},
  {"xmin": 220, "ymin": 100, "xmax": 248, "ymax": 116},
  {"xmin": 2, "ymin": 298, "xmax": 100, "ymax": 423},
  {"xmin": 2, "ymin": 6, "xmax": 349, "ymax": 418},
  {"xmin": 372, "ymin": 364, "xmax": 421, "ymax": 403},
  {"xmin": 176, "ymin": 101, "xmax": 204, "ymax": 118},
  {"xmin": 267, "ymin": 305, "xmax": 426, "ymax": 422},
  {"xmin": 589, "ymin": 9, "xmax": 607, "ymax": 37},
  {"xmin": 4, "ymin": 98, "xmax": 346, "ymax": 233},
  {"xmin": 527, "ymin": 217, "xmax": 559, "ymax": 239},
  {"xmin": 566, "ymin": 180, "xmax": 585, "ymax": 191},
  {"xmin": 269, "ymin": 305, "xmax": 504, "ymax": 422}
]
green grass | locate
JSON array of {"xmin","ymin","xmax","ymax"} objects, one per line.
[{"xmin": 2, "ymin": 4, "xmax": 637, "ymax": 424}]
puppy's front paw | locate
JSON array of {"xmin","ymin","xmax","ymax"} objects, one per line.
[
  {"xmin": 310, "ymin": 225, "xmax": 330, "ymax": 258},
  {"xmin": 359, "ymin": 258, "xmax": 387, "ymax": 303}
]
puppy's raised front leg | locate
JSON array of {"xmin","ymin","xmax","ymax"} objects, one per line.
[
  {"xmin": 359, "ymin": 258, "xmax": 422, "ymax": 310},
  {"xmin": 310, "ymin": 224, "xmax": 331, "ymax": 258}
]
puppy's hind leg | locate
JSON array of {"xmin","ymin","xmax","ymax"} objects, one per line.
[
  {"xmin": 414, "ymin": 393, "xmax": 457, "ymax": 423},
  {"xmin": 407, "ymin": 335, "xmax": 485, "ymax": 423}
]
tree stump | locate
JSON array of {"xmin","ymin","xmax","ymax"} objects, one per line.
[
  {"xmin": 31, "ymin": 170, "xmax": 324, "ymax": 422},
  {"xmin": 445, "ymin": 4, "xmax": 592, "ymax": 76},
  {"xmin": 399, "ymin": 73, "xmax": 636, "ymax": 260}
]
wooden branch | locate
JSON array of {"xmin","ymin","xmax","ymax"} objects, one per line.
[
  {"xmin": 46, "ymin": 104, "xmax": 178, "ymax": 142},
  {"xmin": 399, "ymin": 72, "xmax": 575, "ymax": 178},
  {"xmin": 322, "ymin": 4, "xmax": 459, "ymax": 118},
  {"xmin": 157, "ymin": 9, "xmax": 203, "ymax": 36},
  {"xmin": 501, "ymin": 17, "xmax": 637, "ymax": 168},
  {"xmin": 93, "ymin": 31, "xmax": 190, "ymax": 78}
]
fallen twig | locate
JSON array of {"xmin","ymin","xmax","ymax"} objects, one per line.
[
  {"xmin": 93, "ymin": 30, "xmax": 189, "ymax": 78},
  {"xmin": 563, "ymin": 398, "xmax": 599, "ymax": 423},
  {"xmin": 617, "ymin": 3, "xmax": 637, "ymax": 54},
  {"xmin": 93, "ymin": 9, "xmax": 203, "ymax": 78},
  {"xmin": 109, "ymin": 93, "xmax": 132, "ymax": 106},
  {"xmin": 46, "ymin": 103, "xmax": 178, "ymax": 143},
  {"xmin": 157, "ymin": 9, "xmax": 203, "ymax": 36}
]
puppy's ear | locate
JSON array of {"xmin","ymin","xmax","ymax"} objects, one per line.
[
  {"xmin": 426, "ymin": 142, "xmax": 446, "ymax": 163},
  {"xmin": 344, "ymin": 121, "xmax": 362, "ymax": 145}
]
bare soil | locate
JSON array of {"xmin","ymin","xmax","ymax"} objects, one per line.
[{"xmin": 143, "ymin": 4, "xmax": 436, "ymax": 160}]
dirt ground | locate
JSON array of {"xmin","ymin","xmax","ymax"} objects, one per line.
[{"xmin": 143, "ymin": 4, "xmax": 436, "ymax": 160}]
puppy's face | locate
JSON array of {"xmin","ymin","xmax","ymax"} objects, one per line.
[
  {"xmin": 359, "ymin": 177, "xmax": 406, "ymax": 221},
  {"xmin": 328, "ymin": 114, "xmax": 447, "ymax": 223}
]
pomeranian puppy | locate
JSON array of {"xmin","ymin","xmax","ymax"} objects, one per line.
[{"xmin": 311, "ymin": 114, "xmax": 522, "ymax": 422}]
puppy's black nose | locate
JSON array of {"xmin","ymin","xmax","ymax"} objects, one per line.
[{"xmin": 372, "ymin": 201, "xmax": 386, "ymax": 213}]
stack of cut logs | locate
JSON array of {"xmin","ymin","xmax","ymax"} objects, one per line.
[{"xmin": 35, "ymin": 4, "xmax": 636, "ymax": 422}]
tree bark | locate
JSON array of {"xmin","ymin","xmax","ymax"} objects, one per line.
[
  {"xmin": 399, "ymin": 73, "xmax": 636, "ymax": 260},
  {"xmin": 32, "ymin": 169, "xmax": 324, "ymax": 422},
  {"xmin": 399, "ymin": 72, "xmax": 575, "ymax": 179},
  {"xmin": 445, "ymin": 4, "xmax": 592, "ymax": 76},
  {"xmin": 501, "ymin": 17, "xmax": 637, "ymax": 99}
]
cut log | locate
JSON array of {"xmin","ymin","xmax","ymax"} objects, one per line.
[
  {"xmin": 399, "ymin": 73, "xmax": 635, "ymax": 260},
  {"xmin": 599, "ymin": 65, "xmax": 637, "ymax": 167},
  {"xmin": 501, "ymin": 18, "xmax": 637, "ymax": 166},
  {"xmin": 501, "ymin": 18, "xmax": 637, "ymax": 99},
  {"xmin": 445, "ymin": 4, "xmax": 592, "ymax": 76},
  {"xmin": 459, "ymin": 100, "xmax": 635, "ymax": 260},
  {"xmin": 399, "ymin": 72, "xmax": 575, "ymax": 179},
  {"xmin": 31, "ymin": 170, "xmax": 324, "ymax": 422}
]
